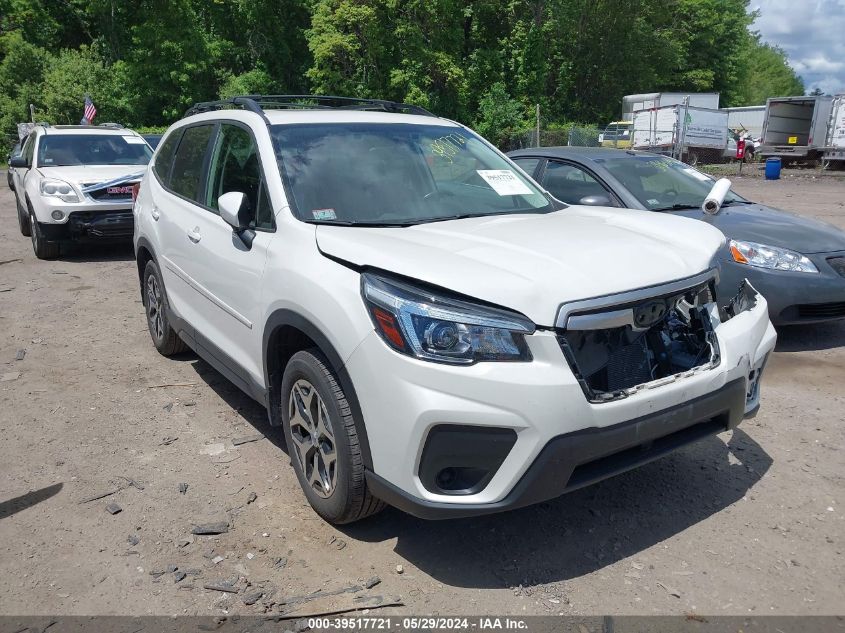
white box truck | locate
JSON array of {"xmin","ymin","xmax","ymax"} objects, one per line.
[
  {"xmin": 823, "ymin": 94, "xmax": 845, "ymax": 169},
  {"xmin": 725, "ymin": 105, "xmax": 766, "ymax": 138},
  {"xmin": 622, "ymin": 92, "xmax": 720, "ymax": 121},
  {"xmin": 758, "ymin": 95, "xmax": 834, "ymax": 164},
  {"xmin": 632, "ymin": 105, "xmax": 728, "ymax": 165}
]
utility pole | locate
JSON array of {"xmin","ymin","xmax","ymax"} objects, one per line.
[
  {"xmin": 30, "ymin": 104, "xmax": 36, "ymax": 123},
  {"xmin": 536, "ymin": 104, "xmax": 541, "ymax": 147}
]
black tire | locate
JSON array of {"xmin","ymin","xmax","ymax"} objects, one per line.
[
  {"xmin": 29, "ymin": 207, "xmax": 59, "ymax": 259},
  {"xmin": 142, "ymin": 259, "xmax": 187, "ymax": 356},
  {"xmin": 281, "ymin": 349, "xmax": 384, "ymax": 524},
  {"xmin": 16, "ymin": 196, "xmax": 31, "ymax": 237}
]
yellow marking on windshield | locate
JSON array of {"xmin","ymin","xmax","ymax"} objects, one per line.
[{"xmin": 429, "ymin": 133, "xmax": 467, "ymax": 163}]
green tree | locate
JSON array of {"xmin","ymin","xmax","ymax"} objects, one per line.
[
  {"xmin": 0, "ymin": 31, "xmax": 50, "ymax": 143},
  {"xmin": 736, "ymin": 36, "xmax": 804, "ymax": 104},
  {"xmin": 40, "ymin": 46, "xmax": 134, "ymax": 124},
  {"xmin": 219, "ymin": 67, "xmax": 278, "ymax": 99},
  {"xmin": 474, "ymin": 81, "xmax": 528, "ymax": 146}
]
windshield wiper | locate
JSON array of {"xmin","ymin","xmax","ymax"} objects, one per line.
[
  {"xmin": 651, "ymin": 203, "xmax": 701, "ymax": 212},
  {"xmin": 721, "ymin": 199, "xmax": 752, "ymax": 206},
  {"xmin": 305, "ymin": 219, "xmax": 415, "ymax": 227},
  {"xmin": 413, "ymin": 208, "xmax": 558, "ymax": 225}
]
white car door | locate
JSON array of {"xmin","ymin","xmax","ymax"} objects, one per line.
[
  {"xmin": 164, "ymin": 122, "xmax": 274, "ymax": 391},
  {"xmin": 153, "ymin": 123, "xmax": 216, "ymax": 338},
  {"xmin": 13, "ymin": 134, "xmax": 35, "ymax": 200}
]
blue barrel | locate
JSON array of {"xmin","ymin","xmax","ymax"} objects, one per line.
[{"xmin": 765, "ymin": 157, "xmax": 781, "ymax": 180}]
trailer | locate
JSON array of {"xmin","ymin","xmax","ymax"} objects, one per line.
[
  {"xmin": 631, "ymin": 105, "xmax": 728, "ymax": 165},
  {"xmin": 823, "ymin": 94, "xmax": 845, "ymax": 169},
  {"xmin": 758, "ymin": 95, "xmax": 834, "ymax": 164},
  {"xmin": 724, "ymin": 105, "xmax": 766, "ymax": 138},
  {"xmin": 622, "ymin": 92, "xmax": 719, "ymax": 121}
]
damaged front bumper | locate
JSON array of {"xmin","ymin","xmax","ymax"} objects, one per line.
[
  {"xmin": 349, "ymin": 272, "xmax": 776, "ymax": 518},
  {"xmin": 36, "ymin": 207, "xmax": 134, "ymax": 242}
]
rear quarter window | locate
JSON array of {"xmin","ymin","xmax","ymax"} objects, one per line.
[{"xmin": 153, "ymin": 130, "xmax": 182, "ymax": 187}]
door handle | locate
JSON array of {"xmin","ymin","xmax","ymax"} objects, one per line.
[
  {"xmin": 151, "ymin": 207, "xmax": 160, "ymax": 221},
  {"xmin": 187, "ymin": 227, "xmax": 202, "ymax": 243}
]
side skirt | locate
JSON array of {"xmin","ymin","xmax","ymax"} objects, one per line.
[{"xmin": 166, "ymin": 305, "xmax": 269, "ymax": 409}]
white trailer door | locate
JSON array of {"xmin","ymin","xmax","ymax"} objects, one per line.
[
  {"xmin": 829, "ymin": 97, "xmax": 845, "ymax": 149},
  {"xmin": 632, "ymin": 110, "xmax": 656, "ymax": 148},
  {"xmin": 681, "ymin": 108, "xmax": 728, "ymax": 149}
]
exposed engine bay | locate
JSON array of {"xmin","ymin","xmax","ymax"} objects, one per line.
[{"xmin": 557, "ymin": 280, "xmax": 722, "ymax": 403}]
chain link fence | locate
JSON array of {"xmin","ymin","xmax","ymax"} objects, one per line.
[
  {"xmin": 500, "ymin": 125, "xmax": 602, "ymax": 152},
  {"xmin": 499, "ymin": 120, "xmax": 736, "ymax": 166}
]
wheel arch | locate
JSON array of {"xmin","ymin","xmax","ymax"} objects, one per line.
[
  {"xmin": 263, "ymin": 309, "xmax": 373, "ymax": 470},
  {"xmin": 135, "ymin": 237, "xmax": 158, "ymax": 298}
]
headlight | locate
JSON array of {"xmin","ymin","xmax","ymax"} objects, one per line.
[
  {"xmin": 729, "ymin": 239, "xmax": 818, "ymax": 273},
  {"xmin": 361, "ymin": 272, "xmax": 534, "ymax": 364},
  {"xmin": 40, "ymin": 179, "xmax": 79, "ymax": 203}
]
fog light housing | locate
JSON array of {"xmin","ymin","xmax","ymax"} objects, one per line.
[
  {"xmin": 419, "ymin": 425, "xmax": 517, "ymax": 495},
  {"xmin": 51, "ymin": 210, "xmax": 64, "ymax": 221}
]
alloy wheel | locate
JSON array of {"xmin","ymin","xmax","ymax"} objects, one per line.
[
  {"xmin": 146, "ymin": 274, "xmax": 165, "ymax": 341},
  {"xmin": 29, "ymin": 212, "xmax": 38, "ymax": 251},
  {"xmin": 287, "ymin": 379, "xmax": 337, "ymax": 498}
]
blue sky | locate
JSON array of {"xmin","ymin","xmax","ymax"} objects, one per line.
[{"xmin": 750, "ymin": 0, "xmax": 845, "ymax": 95}]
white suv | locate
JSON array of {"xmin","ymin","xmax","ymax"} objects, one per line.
[
  {"xmin": 10, "ymin": 124, "xmax": 152, "ymax": 259},
  {"xmin": 134, "ymin": 96, "xmax": 776, "ymax": 524}
]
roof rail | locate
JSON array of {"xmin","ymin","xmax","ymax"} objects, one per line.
[{"xmin": 183, "ymin": 95, "xmax": 435, "ymax": 120}]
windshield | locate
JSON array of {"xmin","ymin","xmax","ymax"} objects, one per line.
[
  {"xmin": 271, "ymin": 123, "xmax": 552, "ymax": 225},
  {"xmin": 601, "ymin": 155, "xmax": 747, "ymax": 210},
  {"xmin": 37, "ymin": 134, "xmax": 152, "ymax": 167}
]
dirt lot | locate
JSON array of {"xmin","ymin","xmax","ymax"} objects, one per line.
[{"xmin": 0, "ymin": 172, "xmax": 843, "ymax": 618}]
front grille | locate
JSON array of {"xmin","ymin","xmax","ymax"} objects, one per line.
[
  {"xmin": 827, "ymin": 256, "xmax": 845, "ymax": 278},
  {"xmin": 557, "ymin": 277, "xmax": 720, "ymax": 403},
  {"xmin": 797, "ymin": 302, "xmax": 845, "ymax": 319},
  {"xmin": 83, "ymin": 183, "xmax": 134, "ymax": 202}
]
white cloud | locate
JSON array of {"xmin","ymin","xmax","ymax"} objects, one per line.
[{"xmin": 751, "ymin": 0, "xmax": 845, "ymax": 94}]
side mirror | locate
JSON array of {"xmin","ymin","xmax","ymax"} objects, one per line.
[
  {"xmin": 9, "ymin": 155, "xmax": 28, "ymax": 169},
  {"xmin": 218, "ymin": 191, "xmax": 251, "ymax": 230},
  {"xmin": 218, "ymin": 191, "xmax": 255, "ymax": 249},
  {"xmin": 579, "ymin": 194, "xmax": 612, "ymax": 207}
]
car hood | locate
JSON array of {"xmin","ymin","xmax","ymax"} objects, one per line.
[
  {"xmin": 37, "ymin": 165, "xmax": 147, "ymax": 187},
  {"xmin": 316, "ymin": 207, "xmax": 724, "ymax": 327},
  {"xmin": 673, "ymin": 203, "xmax": 845, "ymax": 254}
]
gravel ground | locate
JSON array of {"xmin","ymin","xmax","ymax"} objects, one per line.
[{"xmin": 0, "ymin": 172, "xmax": 843, "ymax": 617}]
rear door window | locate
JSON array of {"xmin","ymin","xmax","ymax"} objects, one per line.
[
  {"xmin": 169, "ymin": 125, "xmax": 214, "ymax": 202},
  {"xmin": 512, "ymin": 158, "xmax": 541, "ymax": 179}
]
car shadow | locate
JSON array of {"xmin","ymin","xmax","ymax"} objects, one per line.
[
  {"xmin": 57, "ymin": 242, "xmax": 135, "ymax": 263},
  {"xmin": 187, "ymin": 357, "xmax": 287, "ymax": 454},
  {"xmin": 181, "ymin": 354, "xmax": 771, "ymax": 589},
  {"xmin": 340, "ymin": 428, "xmax": 771, "ymax": 588},
  {"xmin": 0, "ymin": 483, "xmax": 63, "ymax": 520},
  {"xmin": 774, "ymin": 320, "xmax": 845, "ymax": 352}
]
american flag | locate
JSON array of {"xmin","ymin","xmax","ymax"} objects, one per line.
[{"xmin": 83, "ymin": 96, "xmax": 97, "ymax": 124}]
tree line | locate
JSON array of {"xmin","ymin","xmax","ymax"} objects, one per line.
[{"xmin": 0, "ymin": 0, "xmax": 805, "ymax": 149}]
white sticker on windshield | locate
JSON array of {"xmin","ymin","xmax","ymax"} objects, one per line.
[
  {"xmin": 312, "ymin": 208, "xmax": 336, "ymax": 220},
  {"xmin": 647, "ymin": 198, "xmax": 659, "ymax": 206},
  {"xmin": 476, "ymin": 170, "xmax": 533, "ymax": 196},
  {"xmin": 123, "ymin": 136, "xmax": 148, "ymax": 145}
]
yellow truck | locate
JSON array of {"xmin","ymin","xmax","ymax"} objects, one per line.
[{"xmin": 599, "ymin": 121, "xmax": 632, "ymax": 148}]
